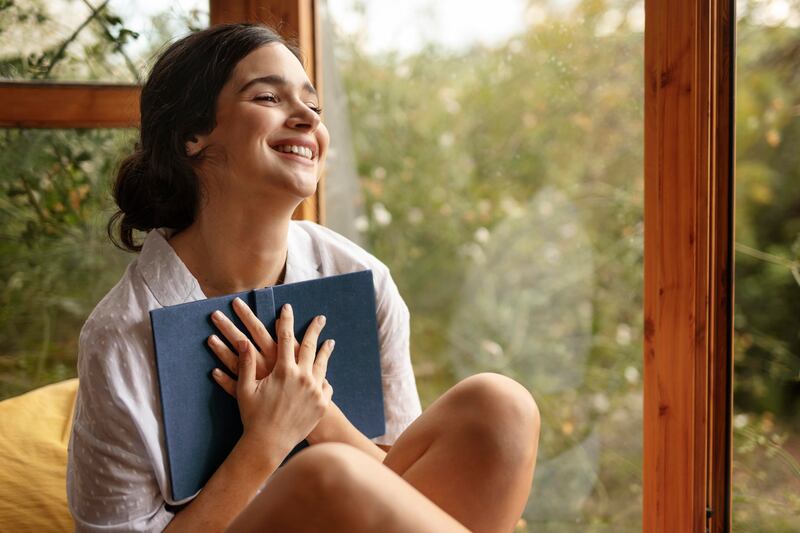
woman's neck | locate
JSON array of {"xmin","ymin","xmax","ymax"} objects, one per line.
[{"xmin": 168, "ymin": 195, "xmax": 299, "ymax": 298}]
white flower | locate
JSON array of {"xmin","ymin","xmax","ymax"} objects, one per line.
[
  {"xmin": 624, "ymin": 366, "xmax": 640, "ymax": 385},
  {"xmin": 372, "ymin": 202, "xmax": 392, "ymax": 226},
  {"xmin": 439, "ymin": 132, "xmax": 455, "ymax": 148},
  {"xmin": 354, "ymin": 215, "xmax": 369, "ymax": 232},
  {"xmin": 474, "ymin": 227, "xmax": 490, "ymax": 244},
  {"xmin": 616, "ymin": 324, "xmax": 632, "ymax": 346}
]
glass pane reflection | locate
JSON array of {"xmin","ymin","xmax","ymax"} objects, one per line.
[{"xmin": 322, "ymin": 0, "xmax": 644, "ymax": 528}]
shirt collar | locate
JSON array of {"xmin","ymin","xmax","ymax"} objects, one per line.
[
  {"xmin": 138, "ymin": 228, "xmax": 204, "ymax": 308},
  {"xmin": 138, "ymin": 222, "xmax": 322, "ymax": 308},
  {"xmin": 284, "ymin": 221, "xmax": 323, "ymax": 284}
]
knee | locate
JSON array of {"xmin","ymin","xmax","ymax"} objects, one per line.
[
  {"xmin": 450, "ymin": 373, "xmax": 540, "ymax": 457},
  {"xmin": 282, "ymin": 443, "xmax": 378, "ymax": 520},
  {"xmin": 288, "ymin": 442, "xmax": 365, "ymax": 493}
]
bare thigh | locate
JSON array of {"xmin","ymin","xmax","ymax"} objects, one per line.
[{"xmin": 226, "ymin": 442, "xmax": 469, "ymax": 533}]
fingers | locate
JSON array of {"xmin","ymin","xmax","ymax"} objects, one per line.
[
  {"xmin": 313, "ymin": 339, "xmax": 335, "ymax": 382},
  {"xmin": 211, "ymin": 368, "xmax": 237, "ymax": 398},
  {"xmin": 211, "ymin": 310, "xmax": 250, "ymax": 353},
  {"xmin": 208, "ymin": 334, "xmax": 240, "ymax": 375},
  {"xmin": 232, "ymin": 297, "xmax": 277, "ymax": 357},
  {"xmin": 276, "ymin": 304, "xmax": 296, "ymax": 370},
  {"xmin": 298, "ymin": 315, "xmax": 326, "ymax": 372},
  {"xmin": 236, "ymin": 340, "xmax": 256, "ymax": 399}
]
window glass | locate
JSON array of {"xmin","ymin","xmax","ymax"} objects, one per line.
[
  {"xmin": 0, "ymin": 128, "xmax": 135, "ymax": 399},
  {"xmin": 733, "ymin": 1, "xmax": 800, "ymax": 528},
  {"xmin": 0, "ymin": 0, "xmax": 207, "ymax": 82},
  {"xmin": 322, "ymin": 0, "xmax": 644, "ymax": 527}
]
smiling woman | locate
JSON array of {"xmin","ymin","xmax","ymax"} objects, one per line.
[{"xmin": 66, "ymin": 23, "xmax": 540, "ymax": 533}]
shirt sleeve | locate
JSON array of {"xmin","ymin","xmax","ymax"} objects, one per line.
[
  {"xmin": 67, "ymin": 318, "xmax": 175, "ymax": 532},
  {"xmin": 370, "ymin": 266, "xmax": 423, "ymax": 445}
]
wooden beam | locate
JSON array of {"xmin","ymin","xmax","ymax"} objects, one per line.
[
  {"xmin": 211, "ymin": 0, "xmax": 320, "ymax": 223},
  {"xmin": 0, "ymin": 82, "xmax": 139, "ymax": 128},
  {"xmin": 707, "ymin": 0, "xmax": 736, "ymax": 531},
  {"xmin": 643, "ymin": 0, "xmax": 735, "ymax": 531}
]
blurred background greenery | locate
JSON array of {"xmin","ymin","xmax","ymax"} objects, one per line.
[{"xmin": 0, "ymin": 0, "xmax": 796, "ymax": 530}]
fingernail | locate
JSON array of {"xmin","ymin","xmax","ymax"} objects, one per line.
[
  {"xmin": 208, "ymin": 334, "xmax": 219, "ymax": 344},
  {"xmin": 317, "ymin": 315, "xmax": 326, "ymax": 326},
  {"xmin": 328, "ymin": 339, "xmax": 335, "ymax": 349},
  {"xmin": 283, "ymin": 303, "xmax": 292, "ymax": 314},
  {"xmin": 212, "ymin": 310, "xmax": 223, "ymax": 321},
  {"xmin": 233, "ymin": 297, "xmax": 243, "ymax": 307},
  {"xmin": 237, "ymin": 340, "xmax": 249, "ymax": 353},
  {"xmin": 212, "ymin": 368, "xmax": 222, "ymax": 377}
]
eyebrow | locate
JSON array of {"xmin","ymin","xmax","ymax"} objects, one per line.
[{"xmin": 238, "ymin": 74, "xmax": 317, "ymax": 96}]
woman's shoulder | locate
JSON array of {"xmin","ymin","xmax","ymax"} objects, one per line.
[
  {"xmin": 79, "ymin": 258, "xmax": 155, "ymax": 352},
  {"xmin": 290, "ymin": 220, "xmax": 392, "ymax": 277}
]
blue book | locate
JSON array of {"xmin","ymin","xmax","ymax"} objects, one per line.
[{"xmin": 150, "ymin": 270, "xmax": 385, "ymax": 501}]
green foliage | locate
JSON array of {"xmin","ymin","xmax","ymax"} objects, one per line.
[{"xmin": 0, "ymin": 129, "xmax": 133, "ymax": 398}]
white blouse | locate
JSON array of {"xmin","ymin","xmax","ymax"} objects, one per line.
[{"xmin": 66, "ymin": 221, "xmax": 422, "ymax": 532}]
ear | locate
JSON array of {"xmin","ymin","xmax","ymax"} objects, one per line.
[{"xmin": 185, "ymin": 134, "xmax": 207, "ymax": 157}]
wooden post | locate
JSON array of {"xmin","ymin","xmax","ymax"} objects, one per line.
[{"xmin": 643, "ymin": 0, "xmax": 735, "ymax": 531}]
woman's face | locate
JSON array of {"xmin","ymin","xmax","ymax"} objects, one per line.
[{"xmin": 191, "ymin": 43, "xmax": 330, "ymax": 203}]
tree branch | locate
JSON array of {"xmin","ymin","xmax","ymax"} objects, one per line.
[
  {"xmin": 41, "ymin": 0, "xmax": 111, "ymax": 79},
  {"xmin": 80, "ymin": 0, "xmax": 142, "ymax": 83}
]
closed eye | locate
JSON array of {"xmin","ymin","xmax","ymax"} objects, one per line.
[{"xmin": 254, "ymin": 94, "xmax": 278, "ymax": 103}]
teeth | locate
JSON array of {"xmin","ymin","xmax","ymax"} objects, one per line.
[{"xmin": 274, "ymin": 144, "xmax": 313, "ymax": 160}]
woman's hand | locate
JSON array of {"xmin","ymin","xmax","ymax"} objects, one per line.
[
  {"xmin": 208, "ymin": 301, "xmax": 335, "ymax": 455},
  {"xmin": 208, "ymin": 297, "xmax": 279, "ymax": 381}
]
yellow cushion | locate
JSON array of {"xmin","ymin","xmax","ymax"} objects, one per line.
[{"xmin": 0, "ymin": 379, "xmax": 78, "ymax": 532}]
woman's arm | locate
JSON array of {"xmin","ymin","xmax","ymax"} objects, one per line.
[
  {"xmin": 163, "ymin": 433, "xmax": 286, "ymax": 532},
  {"xmin": 306, "ymin": 402, "xmax": 388, "ymax": 462},
  {"xmin": 168, "ymin": 304, "xmax": 334, "ymax": 531}
]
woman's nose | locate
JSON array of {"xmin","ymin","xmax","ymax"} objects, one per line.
[{"xmin": 286, "ymin": 105, "xmax": 321, "ymax": 132}]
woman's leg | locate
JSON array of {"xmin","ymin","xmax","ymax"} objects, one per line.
[
  {"xmin": 226, "ymin": 441, "xmax": 469, "ymax": 533},
  {"xmin": 228, "ymin": 373, "xmax": 539, "ymax": 533},
  {"xmin": 383, "ymin": 372, "xmax": 540, "ymax": 533}
]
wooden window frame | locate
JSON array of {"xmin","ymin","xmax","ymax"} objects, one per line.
[
  {"xmin": 644, "ymin": 0, "xmax": 735, "ymax": 531},
  {"xmin": 0, "ymin": 1, "xmax": 737, "ymax": 530}
]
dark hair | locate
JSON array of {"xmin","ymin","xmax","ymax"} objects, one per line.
[{"xmin": 108, "ymin": 23, "xmax": 303, "ymax": 252}]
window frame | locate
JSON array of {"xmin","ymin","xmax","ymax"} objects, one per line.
[
  {"xmin": 644, "ymin": 1, "xmax": 735, "ymax": 530},
  {"xmin": 0, "ymin": 1, "xmax": 737, "ymax": 530}
]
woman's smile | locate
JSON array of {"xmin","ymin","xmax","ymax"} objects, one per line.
[{"xmin": 268, "ymin": 137, "xmax": 319, "ymax": 167}]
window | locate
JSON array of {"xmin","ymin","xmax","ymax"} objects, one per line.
[
  {"xmin": 0, "ymin": 1, "xmax": 742, "ymax": 528},
  {"xmin": 322, "ymin": 0, "xmax": 645, "ymax": 527}
]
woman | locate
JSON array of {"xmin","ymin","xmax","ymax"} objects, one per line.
[{"xmin": 67, "ymin": 23, "xmax": 540, "ymax": 533}]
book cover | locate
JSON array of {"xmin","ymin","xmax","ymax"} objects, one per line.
[{"xmin": 150, "ymin": 270, "xmax": 385, "ymax": 501}]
